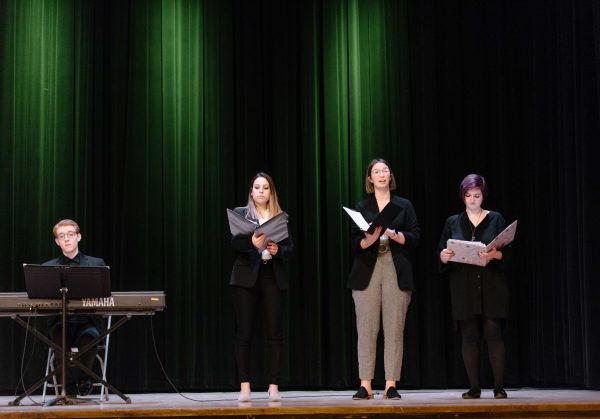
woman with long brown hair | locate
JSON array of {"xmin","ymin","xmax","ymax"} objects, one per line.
[{"xmin": 229, "ymin": 173, "xmax": 293, "ymax": 402}]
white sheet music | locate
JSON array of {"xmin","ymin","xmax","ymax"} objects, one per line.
[{"xmin": 342, "ymin": 207, "xmax": 369, "ymax": 231}]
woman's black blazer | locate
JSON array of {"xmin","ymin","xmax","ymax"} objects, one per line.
[
  {"xmin": 229, "ymin": 206, "xmax": 293, "ymax": 290},
  {"xmin": 347, "ymin": 195, "xmax": 420, "ymax": 291}
]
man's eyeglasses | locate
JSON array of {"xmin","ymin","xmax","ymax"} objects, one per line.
[{"xmin": 57, "ymin": 231, "xmax": 78, "ymax": 241}]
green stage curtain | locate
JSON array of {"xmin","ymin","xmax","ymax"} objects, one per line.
[
  {"xmin": 1, "ymin": 0, "xmax": 599, "ymax": 393},
  {"xmin": 0, "ymin": 0, "xmax": 412, "ymax": 391}
]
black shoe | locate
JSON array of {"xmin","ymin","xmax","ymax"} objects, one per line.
[
  {"xmin": 76, "ymin": 378, "xmax": 93, "ymax": 396},
  {"xmin": 462, "ymin": 388, "xmax": 481, "ymax": 399},
  {"xmin": 494, "ymin": 388, "xmax": 507, "ymax": 399},
  {"xmin": 383, "ymin": 386, "xmax": 401, "ymax": 400},
  {"xmin": 65, "ymin": 383, "xmax": 77, "ymax": 397},
  {"xmin": 352, "ymin": 386, "xmax": 374, "ymax": 400}
]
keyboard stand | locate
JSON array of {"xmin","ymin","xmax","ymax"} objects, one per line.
[{"xmin": 9, "ymin": 311, "xmax": 133, "ymax": 406}]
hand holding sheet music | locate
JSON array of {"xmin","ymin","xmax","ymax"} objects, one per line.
[
  {"xmin": 447, "ymin": 220, "xmax": 518, "ymax": 266},
  {"xmin": 226, "ymin": 209, "xmax": 289, "ymax": 252}
]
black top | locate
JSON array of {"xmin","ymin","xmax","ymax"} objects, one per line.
[
  {"xmin": 229, "ymin": 207, "xmax": 294, "ymax": 290},
  {"xmin": 438, "ymin": 211, "xmax": 510, "ymax": 320},
  {"xmin": 347, "ymin": 195, "xmax": 420, "ymax": 291},
  {"xmin": 43, "ymin": 252, "xmax": 107, "ymax": 332},
  {"xmin": 44, "ymin": 252, "xmax": 106, "ymax": 267}
]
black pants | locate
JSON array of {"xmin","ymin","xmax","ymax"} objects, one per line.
[
  {"xmin": 48, "ymin": 316, "xmax": 100, "ymax": 386},
  {"xmin": 232, "ymin": 263, "xmax": 284, "ymax": 384}
]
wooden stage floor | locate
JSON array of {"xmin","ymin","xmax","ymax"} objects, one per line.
[{"xmin": 0, "ymin": 388, "xmax": 599, "ymax": 418}]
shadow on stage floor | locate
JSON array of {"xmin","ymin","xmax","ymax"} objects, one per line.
[{"xmin": 1, "ymin": 388, "xmax": 599, "ymax": 418}]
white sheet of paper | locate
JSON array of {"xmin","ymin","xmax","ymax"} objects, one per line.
[{"xmin": 343, "ymin": 207, "xmax": 369, "ymax": 231}]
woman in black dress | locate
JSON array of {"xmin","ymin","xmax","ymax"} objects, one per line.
[{"xmin": 438, "ymin": 174, "xmax": 509, "ymax": 399}]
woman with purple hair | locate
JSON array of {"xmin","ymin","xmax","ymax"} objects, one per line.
[{"xmin": 438, "ymin": 174, "xmax": 509, "ymax": 399}]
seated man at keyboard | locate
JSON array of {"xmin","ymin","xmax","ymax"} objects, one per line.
[{"xmin": 44, "ymin": 219, "xmax": 106, "ymax": 397}]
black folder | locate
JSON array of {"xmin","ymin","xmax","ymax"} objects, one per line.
[
  {"xmin": 343, "ymin": 201, "xmax": 402, "ymax": 234},
  {"xmin": 366, "ymin": 201, "xmax": 402, "ymax": 234}
]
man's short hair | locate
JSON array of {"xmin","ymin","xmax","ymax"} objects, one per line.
[{"xmin": 52, "ymin": 219, "xmax": 80, "ymax": 238}]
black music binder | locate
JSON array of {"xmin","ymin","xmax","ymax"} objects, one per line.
[{"xmin": 23, "ymin": 264, "xmax": 111, "ymax": 299}]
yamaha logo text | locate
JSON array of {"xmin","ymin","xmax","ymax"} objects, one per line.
[{"xmin": 82, "ymin": 297, "xmax": 115, "ymax": 307}]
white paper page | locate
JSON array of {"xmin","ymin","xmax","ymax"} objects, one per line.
[{"xmin": 343, "ymin": 207, "xmax": 369, "ymax": 231}]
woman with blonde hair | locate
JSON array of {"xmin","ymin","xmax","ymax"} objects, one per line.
[{"xmin": 229, "ymin": 173, "xmax": 293, "ymax": 402}]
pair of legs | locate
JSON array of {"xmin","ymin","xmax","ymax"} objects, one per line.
[
  {"xmin": 232, "ymin": 263, "xmax": 284, "ymax": 401},
  {"xmin": 352, "ymin": 252, "xmax": 411, "ymax": 397},
  {"xmin": 48, "ymin": 318, "xmax": 100, "ymax": 395},
  {"xmin": 460, "ymin": 316, "xmax": 505, "ymax": 394}
]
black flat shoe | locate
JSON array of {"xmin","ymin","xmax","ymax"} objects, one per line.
[
  {"xmin": 65, "ymin": 383, "xmax": 77, "ymax": 397},
  {"xmin": 462, "ymin": 389, "xmax": 481, "ymax": 399},
  {"xmin": 76, "ymin": 378, "xmax": 93, "ymax": 396},
  {"xmin": 494, "ymin": 388, "xmax": 507, "ymax": 399},
  {"xmin": 352, "ymin": 386, "xmax": 374, "ymax": 400},
  {"xmin": 383, "ymin": 386, "xmax": 401, "ymax": 400}
]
